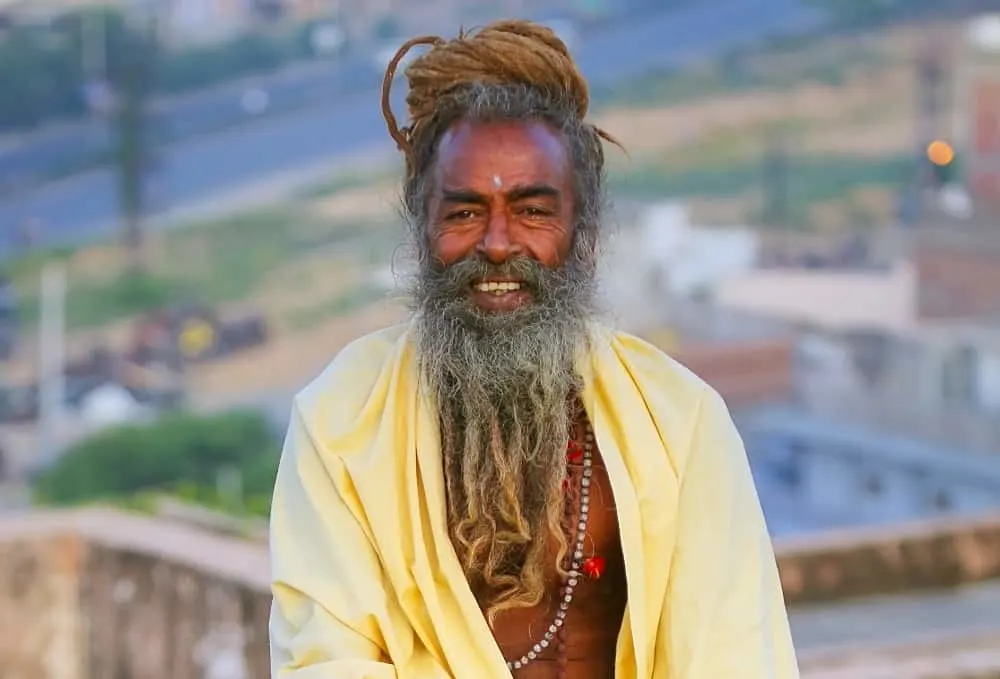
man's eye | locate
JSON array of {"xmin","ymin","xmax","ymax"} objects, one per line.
[
  {"xmin": 522, "ymin": 206, "xmax": 551, "ymax": 217},
  {"xmin": 447, "ymin": 209, "xmax": 477, "ymax": 221}
]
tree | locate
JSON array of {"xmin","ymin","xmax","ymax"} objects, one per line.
[
  {"xmin": 0, "ymin": 9, "xmax": 312, "ymax": 135},
  {"xmin": 0, "ymin": 23, "xmax": 83, "ymax": 130},
  {"xmin": 0, "ymin": 8, "xmax": 128, "ymax": 132},
  {"xmin": 372, "ymin": 16, "xmax": 399, "ymax": 41},
  {"xmin": 761, "ymin": 132, "xmax": 791, "ymax": 230},
  {"xmin": 111, "ymin": 13, "xmax": 158, "ymax": 271}
]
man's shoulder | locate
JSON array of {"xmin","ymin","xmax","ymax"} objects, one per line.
[
  {"xmin": 600, "ymin": 328, "xmax": 738, "ymax": 474},
  {"xmin": 601, "ymin": 327, "xmax": 712, "ymax": 406},
  {"xmin": 294, "ymin": 323, "xmax": 411, "ymax": 425}
]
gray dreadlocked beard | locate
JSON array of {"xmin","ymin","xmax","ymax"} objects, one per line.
[{"xmin": 410, "ymin": 234, "xmax": 599, "ymax": 624}]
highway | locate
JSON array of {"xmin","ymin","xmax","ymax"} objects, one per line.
[{"xmin": 0, "ymin": 0, "xmax": 825, "ymax": 254}]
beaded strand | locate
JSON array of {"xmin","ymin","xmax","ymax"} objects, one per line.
[{"xmin": 505, "ymin": 425, "xmax": 594, "ymax": 673}]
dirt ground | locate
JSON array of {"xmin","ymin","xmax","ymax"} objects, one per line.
[
  {"xmin": 187, "ymin": 300, "xmax": 407, "ymax": 398},
  {"xmin": 597, "ymin": 71, "xmax": 915, "ymax": 163},
  {"xmin": 307, "ymin": 182, "xmax": 400, "ymax": 222}
]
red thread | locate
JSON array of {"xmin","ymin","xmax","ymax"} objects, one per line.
[
  {"xmin": 582, "ymin": 556, "xmax": 606, "ymax": 580},
  {"xmin": 566, "ymin": 441, "xmax": 583, "ymax": 463}
]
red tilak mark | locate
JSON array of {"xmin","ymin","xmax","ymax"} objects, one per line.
[
  {"xmin": 562, "ymin": 478, "xmax": 571, "ymax": 492},
  {"xmin": 582, "ymin": 556, "xmax": 606, "ymax": 580},
  {"xmin": 566, "ymin": 441, "xmax": 583, "ymax": 463}
]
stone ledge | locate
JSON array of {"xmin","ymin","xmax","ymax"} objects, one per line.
[
  {"xmin": 0, "ymin": 507, "xmax": 270, "ymax": 590},
  {"xmin": 4, "ymin": 507, "xmax": 1000, "ymax": 603},
  {"xmin": 775, "ymin": 511, "xmax": 1000, "ymax": 605}
]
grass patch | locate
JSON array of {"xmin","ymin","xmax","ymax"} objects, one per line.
[
  {"xmin": 293, "ymin": 165, "xmax": 399, "ymax": 200},
  {"xmin": 594, "ymin": 30, "xmax": 892, "ymax": 109},
  {"xmin": 593, "ymin": 61, "xmax": 732, "ymax": 108},
  {"xmin": 155, "ymin": 209, "xmax": 385, "ymax": 318},
  {"xmin": 156, "ymin": 207, "xmax": 397, "ymax": 308},
  {"xmin": 160, "ymin": 207, "xmax": 319, "ymax": 303},
  {"xmin": 610, "ymin": 152, "xmax": 914, "ymax": 226},
  {"xmin": 66, "ymin": 271, "xmax": 191, "ymax": 328},
  {"xmin": 15, "ymin": 270, "xmax": 193, "ymax": 330},
  {"xmin": 282, "ymin": 282, "xmax": 389, "ymax": 331},
  {"xmin": 8, "ymin": 201, "xmax": 390, "ymax": 329}
]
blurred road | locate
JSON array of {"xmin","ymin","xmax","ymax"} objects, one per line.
[
  {"xmin": 791, "ymin": 581, "xmax": 1000, "ymax": 651},
  {"xmin": 0, "ymin": 0, "xmax": 824, "ymax": 253}
]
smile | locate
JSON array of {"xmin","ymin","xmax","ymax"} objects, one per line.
[{"xmin": 473, "ymin": 280, "xmax": 524, "ymax": 295}]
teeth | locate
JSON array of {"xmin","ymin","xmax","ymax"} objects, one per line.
[{"xmin": 474, "ymin": 281, "xmax": 523, "ymax": 295}]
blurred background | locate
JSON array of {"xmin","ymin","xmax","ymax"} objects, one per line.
[{"xmin": 1, "ymin": 0, "xmax": 1000, "ymax": 676}]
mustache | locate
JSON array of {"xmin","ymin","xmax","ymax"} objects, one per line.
[{"xmin": 425, "ymin": 255, "xmax": 550, "ymax": 296}]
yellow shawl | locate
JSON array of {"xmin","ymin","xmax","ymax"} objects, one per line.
[{"xmin": 269, "ymin": 323, "xmax": 799, "ymax": 678}]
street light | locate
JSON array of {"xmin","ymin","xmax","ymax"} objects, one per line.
[
  {"xmin": 927, "ymin": 139, "xmax": 955, "ymax": 166},
  {"xmin": 926, "ymin": 139, "xmax": 958, "ymax": 186}
]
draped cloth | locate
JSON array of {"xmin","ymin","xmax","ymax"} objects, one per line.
[{"xmin": 268, "ymin": 323, "xmax": 800, "ymax": 679}]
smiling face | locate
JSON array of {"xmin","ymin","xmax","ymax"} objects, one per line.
[{"xmin": 428, "ymin": 119, "xmax": 577, "ymax": 313}]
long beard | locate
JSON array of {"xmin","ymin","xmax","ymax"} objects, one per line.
[{"xmin": 411, "ymin": 241, "xmax": 597, "ymax": 623}]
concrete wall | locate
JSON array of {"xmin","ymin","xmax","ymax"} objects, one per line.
[
  {"xmin": 673, "ymin": 340, "xmax": 794, "ymax": 408},
  {"xmin": 714, "ymin": 263, "xmax": 918, "ymax": 333},
  {"xmin": 0, "ymin": 532, "xmax": 83, "ymax": 679},
  {"xmin": 1, "ymin": 508, "xmax": 999, "ymax": 679},
  {"xmin": 0, "ymin": 511, "xmax": 269, "ymax": 679},
  {"xmin": 914, "ymin": 228, "xmax": 1000, "ymax": 321}
]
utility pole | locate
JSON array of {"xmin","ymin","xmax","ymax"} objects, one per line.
[
  {"xmin": 82, "ymin": 10, "xmax": 106, "ymax": 83},
  {"xmin": 37, "ymin": 263, "xmax": 66, "ymax": 463},
  {"xmin": 82, "ymin": 9, "xmax": 114, "ymax": 117},
  {"xmin": 115, "ymin": 6, "xmax": 159, "ymax": 272},
  {"xmin": 762, "ymin": 131, "xmax": 791, "ymax": 251},
  {"xmin": 915, "ymin": 38, "xmax": 947, "ymax": 195}
]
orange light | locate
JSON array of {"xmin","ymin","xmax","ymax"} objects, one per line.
[{"xmin": 927, "ymin": 140, "xmax": 955, "ymax": 166}]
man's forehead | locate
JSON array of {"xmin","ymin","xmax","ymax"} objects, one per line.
[{"xmin": 436, "ymin": 119, "xmax": 569, "ymax": 177}]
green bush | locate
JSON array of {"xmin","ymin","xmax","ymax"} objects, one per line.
[
  {"xmin": 0, "ymin": 7, "xmax": 313, "ymax": 133},
  {"xmin": 33, "ymin": 409, "xmax": 281, "ymax": 510},
  {"xmin": 68, "ymin": 270, "xmax": 186, "ymax": 327},
  {"xmin": 157, "ymin": 33, "xmax": 291, "ymax": 95}
]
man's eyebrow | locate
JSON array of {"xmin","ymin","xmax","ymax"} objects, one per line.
[
  {"xmin": 507, "ymin": 184, "xmax": 560, "ymax": 201},
  {"xmin": 441, "ymin": 188, "xmax": 487, "ymax": 204},
  {"xmin": 439, "ymin": 183, "xmax": 561, "ymax": 205}
]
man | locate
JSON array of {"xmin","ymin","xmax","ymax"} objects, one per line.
[{"xmin": 269, "ymin": 20, "xmax": 799, "ymax": 679}]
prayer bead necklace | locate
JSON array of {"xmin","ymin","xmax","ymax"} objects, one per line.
[{"xmin": 506, "ymin": 423, "xmax": 601, "ymax": 673}]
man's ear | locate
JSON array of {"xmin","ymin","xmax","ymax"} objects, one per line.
[{"xmin": 574, "ymin": 228, "xmax": 599, "ymax": 269}]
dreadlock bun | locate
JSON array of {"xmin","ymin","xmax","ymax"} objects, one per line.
[{"xmin": 381, "ymin": 20, "xmax": 615, "ymax": 162}]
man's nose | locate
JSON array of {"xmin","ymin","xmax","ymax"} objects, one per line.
[{"xmin": 476, "ymin": 212, "xmax": 522, "ymax": 263}]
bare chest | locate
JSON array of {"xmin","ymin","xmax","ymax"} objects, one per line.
[{"xmin": 490, "ymin": 425, "xmax": 627, "ymax": 679}]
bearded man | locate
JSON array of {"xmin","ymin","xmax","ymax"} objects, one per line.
[{"xmin": 269, "ymin": 20, "xmax": 799, "ymax": 679}]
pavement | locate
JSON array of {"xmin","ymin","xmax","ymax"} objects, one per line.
[
  {"xmin": 800, "ymin": 633, "xmax": 1000, "ymax": 679},
  {"xmin": 0, "ymin": 0, "xmax": 826, "ymax": 255},
  {"xmin": 790, "ymin": 580, "xmax": 1000, "ymax": 651},
  {"xmin": 793, "ymin": 582, "xmax": 1000, "ymax": 677}
]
